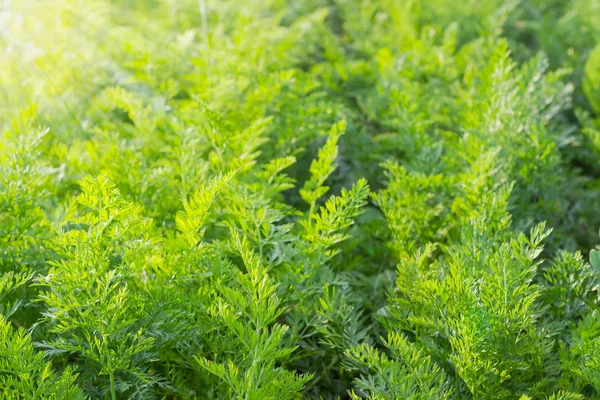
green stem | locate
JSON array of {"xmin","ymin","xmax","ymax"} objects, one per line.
[{"xmin": 110, "ymin": 373, "xmax": 117, "ymax": 400}]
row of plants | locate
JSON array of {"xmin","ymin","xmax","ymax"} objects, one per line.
[{"xmin": 2, "ymin": 0, "xmax": 600, "ymax": 398}]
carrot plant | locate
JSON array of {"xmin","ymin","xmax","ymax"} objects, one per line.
[{"xmin": 2, "ymin": 0, "xmax": 600, "ymax": 399}]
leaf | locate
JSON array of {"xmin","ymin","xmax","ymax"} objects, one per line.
[{"xmin": 590, "ymin": 249, "xmax": 600, "ymax": 272}]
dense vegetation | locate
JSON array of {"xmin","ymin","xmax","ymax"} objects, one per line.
[{"xmin": 2, "ymin": 0, "xmax": 600, "ymax": 398}]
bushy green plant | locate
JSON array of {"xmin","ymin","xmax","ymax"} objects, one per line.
[{"xmin": 2, "ymin": 0, "xmax": 600, "ymax": 399}]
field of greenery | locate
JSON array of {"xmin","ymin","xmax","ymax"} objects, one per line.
[{"xmin": 3, "ymin": 0, "xmax": 600, "ymax": 398}]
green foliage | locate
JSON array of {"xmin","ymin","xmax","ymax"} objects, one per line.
[
  {"xmin": 0, "ymin": 315, "xmax": 86, "ymax": 399},
  {"xmin": 2, "ymin": 0, "xmax": 600, "ymax": 399},
  {"xmin": 195, "ymin": 231, "xmax": 311, "ymax": 400},
  {"xmin": 38, "ymin": 176, "xmax": 159, "ymax": 398},
  {"xmin": 345, "ymin": 332, "xmax": 454, "ymax": 399}
]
